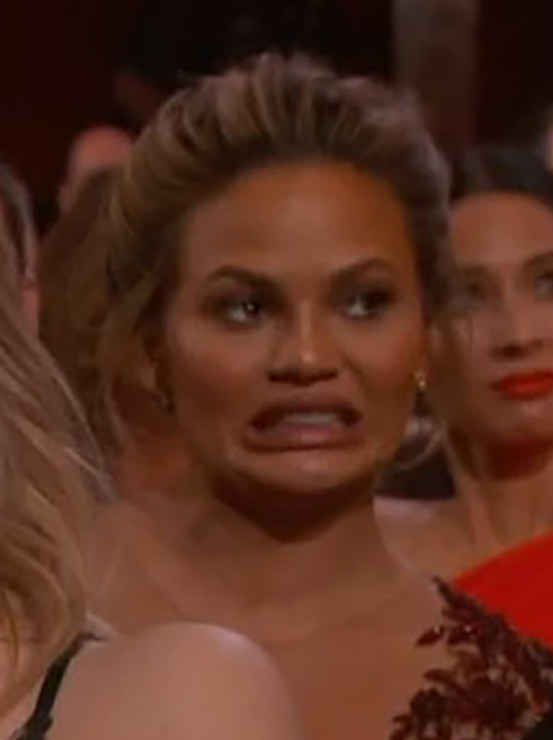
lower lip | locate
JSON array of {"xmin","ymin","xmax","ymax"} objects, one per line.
[
  {"xmin": 244, "ymin": 418, "xmax": 364, "ymax": 451},
  {"xmin": 492, "ymin": 374, "xmax": 553, "ymax": 401}
]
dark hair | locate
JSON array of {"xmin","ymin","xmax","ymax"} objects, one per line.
[
  {"xmin": 38, "ymin": 169, "xmax": 115, "ymax": 423},
  {"xmin": 451, "ymin": 146, "xmax": 553, "ymax": 208}
]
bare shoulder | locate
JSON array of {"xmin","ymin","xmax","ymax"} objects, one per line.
[{"xmin": 53, "ymin": 623, "xmax": 304, "ymax": 740}]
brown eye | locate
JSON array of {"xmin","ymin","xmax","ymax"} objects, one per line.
[
  {"xmin": 449, "ymin": 279, "xmax": 486, "ymax": 313},
  {"xmin": 215, "ymin": 296, "xmax": 265, "ymax": 326},
  {"xmin": 535, "ymin": 271, "xmax": 553, "ymax": 299},
  {"xmin": 342, "ymin": 288, "xmax": 394, "ymax": 319}
]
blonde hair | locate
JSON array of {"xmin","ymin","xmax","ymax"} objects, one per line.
[
  {"xmin": 0, "ymin": 227, "xmax": 109, "ymax": 711},
  {"xmin": 69, "ymin": 53, "xmax": 449, "ymax": 445}
]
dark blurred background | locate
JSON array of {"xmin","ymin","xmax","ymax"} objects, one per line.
[{"xmin": 0, "ymin": 0, "xmax": 551, "ymax": 227}]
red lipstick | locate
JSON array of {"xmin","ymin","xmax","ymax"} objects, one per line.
[{"xmin": 491, "ymin": 371, "xmax": 553, "ymax": 400}]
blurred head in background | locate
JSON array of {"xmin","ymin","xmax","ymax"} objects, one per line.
[
  {"xmin": 429, "ymin": 147, "xmax": 553, "ymax": 474},
  {"xmin": 58, "ymin": 126, "xmax": 132, "ymax": 214},
  {"xmin": 39, "ymin": 169, "xmax": 115, "ymax": 420}
]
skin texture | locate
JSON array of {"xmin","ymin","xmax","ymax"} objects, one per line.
[
  {"xmin": 88, "ymin": 161, "xmax": 450, "ymax": 739},
  {"xmin": 0, "ymin": 625, "xmax": 304, "ymax": 740},
  {"xmin": 160, "ymin": 161, "xmax": 425, "ymax": 526}
]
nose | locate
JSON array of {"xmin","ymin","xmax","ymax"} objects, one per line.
[
  {"xmin": 267, "ymin": 305, "xmax": 339, "ymax": 385},
  {"xmin": 490, "ymin": 296, "xmax": 546, "ymax": 360}
]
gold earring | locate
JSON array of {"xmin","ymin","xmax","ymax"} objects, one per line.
[{"xmin": 414, "ymin": 370, "xmax": 427, "ymax": 394}]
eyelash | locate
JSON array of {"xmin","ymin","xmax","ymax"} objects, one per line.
[
  {"xmin": 210, "ymin": 294, "xmax": 268, "ymax": 327},
  {"xmin": 340, "ymin": 287, "xmax": 395, "ymax": 319},
  {"xmin": 208, "ymin": 286, "xmax": 395, "ymax": 327},
  {"xmin": 535, "ymin": 271, "xmax": 553, "ymax": 298},
  {"xmin": 447, "ymin": 270, "xmax": 553, "ymax": 313}
]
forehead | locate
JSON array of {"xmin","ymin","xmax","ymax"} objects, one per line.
[
  {"xmin": 179, "ymin": 161, "xmax": 415, "ymax": 277},
  {"xmin": 451, "ymin": 192, "xmax": 553, "ymax": 267}
]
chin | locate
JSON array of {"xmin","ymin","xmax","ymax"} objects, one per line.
[
  {"xmin": 241, "ymin": 451, "xmax": 376, "ymax": 498},
  {"xmin": 480, "ymin": 415, "xmax": 553, "ymax": 449},
  {"xmin": 209, "ymin": 452, "xmax": 375, "ymax": 536}
]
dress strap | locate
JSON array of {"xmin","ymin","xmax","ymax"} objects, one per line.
[{"xmin": 17, "ymin": 634, "xmax": 91, "ymax": 740}]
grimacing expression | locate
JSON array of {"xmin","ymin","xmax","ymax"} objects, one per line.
[
  {"xmin": 160, "ymin": 162, "xmax": 425, "ymax": 505},
  {"xmin": 429, "ymin": 192, "xmax": 553, "ymax": 447}
]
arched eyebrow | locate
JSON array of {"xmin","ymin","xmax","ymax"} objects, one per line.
[
  {"xmin": 330, "ymin": 257, "xmax": 395, "ymax": 284},
  {"xmin": 205, "ymin": 266, "xmax": 275, "ymax": 290},
  {"xmin": 207, "ymin": 258, "xmax": 394, "ymax": 286},
  {"xmin": 525, "ymin": 250, "xmax": 553, "ymax": 272}
]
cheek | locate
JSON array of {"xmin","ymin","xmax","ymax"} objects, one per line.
[
  {"xmin": 166, "ymin": 323, "xmax": 265, "ymax": 424},
  {"xmin": 354, "ymin": 316, "xmax": 425, "ymax": 394}
]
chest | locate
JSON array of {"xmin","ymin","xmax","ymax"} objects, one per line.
[{"xmin": 270, "ymin": 621, "xmax": 439, "ymax": 740}]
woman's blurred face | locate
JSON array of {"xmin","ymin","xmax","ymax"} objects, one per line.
[
  {"xmin": 429, "ymin": 192, "xmax": 553, "ymax": 447},
  {"xmin": 160, "ymin": 162, "xmax": 425, "ymax": 511}
]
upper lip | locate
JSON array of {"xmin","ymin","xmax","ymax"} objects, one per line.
[
  {"xmin": 250, "ymin": 397, "xmax": 362, "ymax": 429},
  {"xmin": 491, "ymin": 370, "xmax": 553, "ymax": 390}
]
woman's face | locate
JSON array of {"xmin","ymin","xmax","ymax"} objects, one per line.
[
  {"xmin": 160, "ymin": 162, "xmax": 425, "ymax": 509},
  {"xmin": 429, "ymin": 192, "xmax": 553, "ymax": 448}
]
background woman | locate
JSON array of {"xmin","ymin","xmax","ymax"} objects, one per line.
[{"xmin": 378, "ymin": 148, "xmax": 553, "ymax": 577}]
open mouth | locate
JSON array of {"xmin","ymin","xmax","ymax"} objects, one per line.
[
  {"xmin": 253, "ymin": 405, "xmax": 360, "ymax": 430},
  {"xmin": 246, "ymin": 403, "xmax": 363, "ymax": 450}
]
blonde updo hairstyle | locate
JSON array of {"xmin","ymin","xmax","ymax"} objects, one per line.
[
  {"xmin": 0, "ymin": 226, "xmax": 109, "ymax": 711},
  {"xmin": 96, "ymin": 53, "xmax": 450, "ymax": 445}
]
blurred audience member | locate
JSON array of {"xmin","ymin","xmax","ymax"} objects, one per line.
[
  {"xmin": 378, "ymin": 148, "xmax": 553, "ymax": 576},
  {"xmin": 39, "ymin": 170, "xmax": 114, "ymax": 415},
  {"xmin": 58, "ymin": 126, "xmax": 132, "ymax": 213},
  {"xmin": 0, "ymin": 159, "xmax": 38, "ymax": 330}
]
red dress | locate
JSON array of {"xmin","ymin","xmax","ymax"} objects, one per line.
[{"xmin": 456, "ymin": 533, "xmax": 553, "ymax": 646}]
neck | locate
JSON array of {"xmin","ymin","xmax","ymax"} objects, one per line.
[
  {"xmin": 446, "ymin": 431, "xmax": 553, "ymax": 553},
  {"xmin": 122, "ymin": 467, "xmax": 405, "ymax": 642}
]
